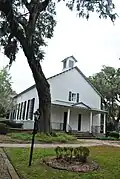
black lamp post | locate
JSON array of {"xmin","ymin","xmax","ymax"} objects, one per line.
[{"xmin": 29, "ymin": 110, "xmax": 39, "ymax": 166}]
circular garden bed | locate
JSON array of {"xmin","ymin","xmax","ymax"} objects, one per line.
[{"xmin": 43, "ymin": 146, "xmax": 99, "ymax": 172}]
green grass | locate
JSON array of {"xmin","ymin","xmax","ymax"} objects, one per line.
[
  {"xmin": 8, "ymin": 133, "xmax": 32, "ymax": 141},
  {"xmin": 96, "ymin": 137, "xmax": 120, "ymax": 141},
  {"xmin": 8, "ymin": 132, "xmax": 77, "ymax": 143},
  {"xmin": 5, "ymin": 146, "xmax": 120, "ymax": 179}
]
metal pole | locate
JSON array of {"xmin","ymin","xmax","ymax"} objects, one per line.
[
  {"xmin": 29, "ymin": 118, "xmax": 37, "ymax": 166},
  {"xmin": 28, "ymin": 110, "xmax": 39, "ymax": 166}
]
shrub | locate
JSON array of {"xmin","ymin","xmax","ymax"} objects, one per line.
[
  {"xmin": 55, "ymin": 146, "xmax": 90, "ymax": 163},
  {"xmin": 106, "ymin": 131, "xmax": 110, "ymax": 137},
  {"xmin": 108, "ymin": 131, "xmax": 119, "ymax": 139},
  {"xmin": 0, "ymin": 123, "xmax": 8, "ymax": 135},
  {"xmin": 50, "ymin": 131, "xmax": 57, "ymax": 137},
  {"xmin": 55, "ymin": 146, "xmax": 63, "ymax": 159},
  {"xmin": 36, "ymin": 132, "xmax": 77, "ymax": 143},
  {"xmin": 107, "ymin": 122, "xmax": 115, "ymax": 132},
  {"xmin": 9, "ymin": 132, "xmax": 77, "ymax": 143},
  {"xmin": 96, "ymin": 136, "xmax": 119, "ymax": 141},
  {"xmin": 1, "ymin": 120, "xmax": 23, "ymax": 128},
  {"xmin": 74, "ymin": 147, "xmax": 90, "ymax": 163}
]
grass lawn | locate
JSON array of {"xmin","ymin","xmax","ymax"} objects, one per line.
[
  {"xmin": 5, "ymin": 146, "xmax": 120, "ymax": 179},
  {"xmin": 8, "ymin": 132, "xmax": 78, "ymax": 143},
  {"xmin": 96, "ymin": 137, "xmax": 120, "ymax": 141}
]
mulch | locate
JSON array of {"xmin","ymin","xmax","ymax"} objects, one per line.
[{"xmin": 44, "ymin": 157, "xmax": 100, "ymax": 172}]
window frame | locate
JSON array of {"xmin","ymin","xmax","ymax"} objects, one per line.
[
  {"xmin": 68, "ymin": 91, "xmax": 80, "ymax": 103},
  {"xmin": 71, "ymin": 93, "xmax": 76, "ymax": 102}
]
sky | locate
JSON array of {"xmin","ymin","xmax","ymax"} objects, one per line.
[{"xmin": 1, "ymin": 1, "xmax": 120, "ymax": 93}]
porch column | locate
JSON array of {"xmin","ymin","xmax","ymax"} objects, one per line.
[
  {"xmin": 15, "ymin": 108, "xmax": 18, "ymax": 120},
  {"xmin": 103, "ymin": 113, "xmax": 106, "ymax": 134},
  {"xmin": 66, "ymin": 108, "xmax": 71, "ymax": 132},
  {"xmin": 9, "ymin": 111, "xmax": 12, "ymax": 121},
  {"xmin": 89, "ymin": 112, "xmax": 93, "ymax": 133}
]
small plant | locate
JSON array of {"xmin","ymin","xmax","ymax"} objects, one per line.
[
  {"xmin": 63, "ymin": 147, "xmax": 68, "ymax": 158},
  {"xmin": 82, "ymin": 147, "xmax": 90, "ymax": 157},
  {"xmin": 55, "ymin": 146, "xmax": 90, "ymax": 163},
  {"xmin": 69, "ymin": 147, "xmax": 73, "ymax": 159},
  {"xmin": 81, "ymin": 147, "xmax": 90, "ymax": 163},
  {"xmin": 0, "ymin": 123, "xmax": 8, "ymax": 134},
  {"xmin": 55, "ymin": 146, "xmax": 63, "ymax": 159},
  {"xmin": 74, "ymin": 146, "xmax": 90, "ymax": 163},
  {"xmin": 74, "ymin": 147, "xmax": 79, "ymax": 158},
  {"xmin": 65, "ymin": 147, "xmax": 72, "ymax": 159}
]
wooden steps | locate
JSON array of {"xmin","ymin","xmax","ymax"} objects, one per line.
[{"xmin": 72, "ymin": 131, "xmax": 95, "ymax": 139}]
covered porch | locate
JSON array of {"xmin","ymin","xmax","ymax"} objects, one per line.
[{"xmin": 51, "ymin": 100, "xmax": 107, "ymax": 135}]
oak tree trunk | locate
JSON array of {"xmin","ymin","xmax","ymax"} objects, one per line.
[
  {"xmin": 27, "ymin": 55, "xmax": 51, "ymax": 133},
  {"xmin": 0, "ymin": 0, "xmax": 52, "ymax": 133}
]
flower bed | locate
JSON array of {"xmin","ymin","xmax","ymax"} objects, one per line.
[
  {"xmin": 44, "ymin": 157, "xmax": 99, "ymax": 172},
  {"xmin": 43, "ymin": 146, "xmax": 99, "ymax": 172}
]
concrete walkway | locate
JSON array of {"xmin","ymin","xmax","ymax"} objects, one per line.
[
  {"xmin": 0, "ymin": 143, "xmax": 102, "ymax": 148},
  {"xmin": 0, "ymin": 148, "xmax": 20, "ymax": 179},
  {"xmin": 79, "ymin": 139, "xmax": 120, "ymax": 147},
  {"xmin": 0, "ymin": 140, "xmax": 120, "ymax": 148},
  {"xmin": 0, "ymin": 148, "xmax": 11, "ymax": 179},
  {"xmin": 0, "ymin": 139, "xmax": 120, "ymax": 148}
]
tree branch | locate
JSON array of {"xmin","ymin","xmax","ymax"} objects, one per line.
[
  {"xmin": 115, "ymin": 97, "xmax": 120, "ymax": 103},
  {"xmin": 16, "ymin": 15, "xmax": 28, "ymax": 33},
  {"xmin": 8, "ymin": 33, "xmax": 13, "ymax": 44},
  {"xmin": 22, "ymin": 0, "xmax": 31, "ymax": 12},
  {"xmin": 39, "ymin": 0, "xmax": 49, "ymax": 12},
  {"xmin": 26, "ymin": 0, "xmax": 49, "ymax": 46},
  {"xmin": 0, "ymin": 0, "xmax": 29, "ymax": 60},
  {"xmin": 26, "ymin": 0, "xmax": 40, "ymax": 45}
]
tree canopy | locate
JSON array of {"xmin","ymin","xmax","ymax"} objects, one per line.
[
  {"xmin": 0, "ymin": 0, "xmax": 117, "ymax": 66},
  {"xmin": 0, "ymin": 66, "xmax": 16, "ymax": 117},
  {"xmin": 0, "ymin": 0, "xmax": 56, "ymax": 64},
  {"xmin": 89, "ymin": 66, "xmax": 120, "ymax": 128}
]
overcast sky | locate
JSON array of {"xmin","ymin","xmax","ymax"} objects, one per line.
[{"xmin": 1, "ymin": 1, "xmax": 120, "ymax": 93}]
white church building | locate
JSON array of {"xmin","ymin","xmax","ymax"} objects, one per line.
[{"xmin": 9, "ymin": 56, "xmax": 107, "ymax": 134}]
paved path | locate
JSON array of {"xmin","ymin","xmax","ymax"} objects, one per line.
[
  {"xmin": 0, "ymin": 143, "xmax": 102, "ymax": 148},
  {"xmin": 79, "ymin": 139, "xmax": 120, "ymax": 147},
  {"xmin": 0, "ymin": 148, "xmax": 12, "ymax": 179},
  {"xmin": 0, "ymin": 139, "xmax": 120, "ymax": 148},
  {"xmin": 0, "ymin": 148, "xmax": 20, "ymax": 179}
]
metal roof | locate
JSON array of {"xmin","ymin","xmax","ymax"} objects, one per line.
[
  {"xmin": 52, "ymin": 100, "xmax": 91, "ymax": 109},
  {"xmin": 61, "ymin": 55, "xmax": 78, "ymax": 62},
  {"xmin": 52, "ymin": 100, "xmax": 107, "ymax": 114}
]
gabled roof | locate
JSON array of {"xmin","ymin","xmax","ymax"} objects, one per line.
[
  {"xmin": 13, "ymin": 62, "xmax": 103, "ymax": 98},
  {"xmin": 13, "ymin": 67, "xmax": 76, "ymax": 98},
  {"xmin": 48, "ymin": 66, "xmax": 103, "ymax": 98},
  {"xmin": 52, "ymin": 100, "xmax": 107, "ymax": 113},
  {"xmin": 75, "ymin": 67, "xmax": 103, "ymax": 98},
  {"xmin": 52, "ymin": 100, "xmax": 91, "ymax": 110},
  {"xmin": 61, "ymin": 55, "xmax": 78, "ymax": 62},
  {"xmin": 13, "ymin": 84, "xmax": 35, "ymax": 98},
  {"xmin": 72, "ymin": 102, "xmax": 91, "ymax": 109}
]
